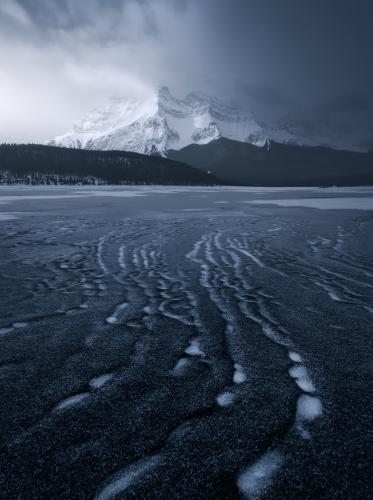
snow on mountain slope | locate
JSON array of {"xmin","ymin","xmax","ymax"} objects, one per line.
[{"xmin": 50, "ymin": 86, "xmax": 304, "ymax": 155}]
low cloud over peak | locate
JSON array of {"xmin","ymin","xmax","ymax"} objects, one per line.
[{"xmin": 1, "ymin": 0, "xmax": 372, "ymax": 149}]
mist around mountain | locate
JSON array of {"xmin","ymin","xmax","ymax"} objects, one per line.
[
  {"xmin": 49, "ymin": 86, "xmax": 373, "ymax": 162},
  {"xmin": 49, "ymin": 87, "xmax": 315, "ymax": 156}
]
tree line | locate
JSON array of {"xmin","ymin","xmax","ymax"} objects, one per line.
[{"xmin": 0, "ymin": 144, "xmax": 220, "ymax": 185}]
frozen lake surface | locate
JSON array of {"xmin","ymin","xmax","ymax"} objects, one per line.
[
  {"xmin": 249, "ymin": 196, "xmax": 373, "ymax": 210},
  {"xmin": 0, "ymin": 185, "xmax": 372, "ymax": 499}
]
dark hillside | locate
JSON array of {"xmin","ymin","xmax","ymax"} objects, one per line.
[
  {"xmin": 168, "ymin": 138, "xmax": 373, "ymax": 186},
  {"xmin": 0, "ymin": 144, "xmax": 221, "ymax": 185}
]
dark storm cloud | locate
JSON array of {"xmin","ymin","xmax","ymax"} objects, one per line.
[{"xmin": 0, "ymin": 0, "xmax": 372, "ymax": 147}]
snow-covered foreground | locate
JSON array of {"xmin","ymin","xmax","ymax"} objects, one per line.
[{"xmin": 0, "ymin": 186, "xmax": 372, "ymax": 499}]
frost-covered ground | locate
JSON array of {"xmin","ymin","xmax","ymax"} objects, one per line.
[{"xmin": 0, "ymin": 185, "xmax": 372, "ymax": 499}]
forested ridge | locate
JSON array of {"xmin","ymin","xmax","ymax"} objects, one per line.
[{"xmin": 0, "ymin": 144, "xmax": 221, "ymax": 185}]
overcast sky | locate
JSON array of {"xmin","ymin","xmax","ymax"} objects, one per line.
[{"xmin": 1, "ymin": 0, "xmax": 372, "ymax": 147}]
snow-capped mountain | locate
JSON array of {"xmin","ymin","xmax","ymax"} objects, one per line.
[
  {"xmin": 50, "ymin": 86, "xmax": 304, "ymax": 155},
  {"xmin": 50, "ymin": 87, "xmax": 264, "ymax": 154}
]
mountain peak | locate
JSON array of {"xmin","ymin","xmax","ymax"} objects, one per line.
[{"xmin": 157, "ymin": 85, "xmax": 172, "ymax": 98}]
